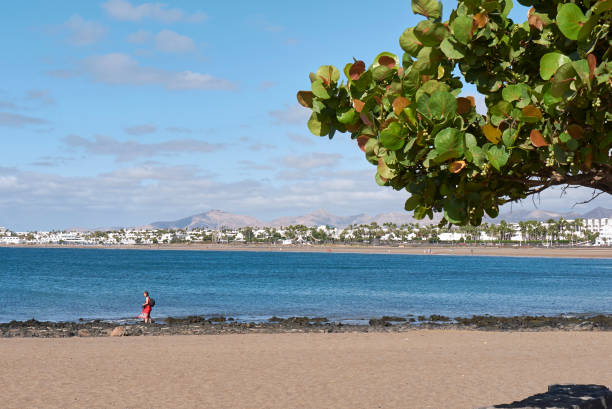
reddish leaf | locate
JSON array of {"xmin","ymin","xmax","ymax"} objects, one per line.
[
  {"xmin": 530, "ymin": 129, "xmax": 548, "ymax": 147},
  {"xmin": 522, "ymin": 105, "xmax": 543, "ymax": 121},
  {"xmin": 528, "ymin": 14, "xmax": 544, "ymax": 31},
  {"xmin": 346, "ymin": 122, "xmax": 361, "ymax": 133},
  {"xmin": 587, "ymin": 54, "xmax": 597, "ymax": 81},
  {"xmin": 357, "ymin": 135, "xmax": 371, "ymax": 152},
  {"xmin": 392, "ymin": 97, "xmax": 410, "ymax": 115},
  {"xmin": 567, "ymin": 124, "xmax": 584, "ymax": 139},
  {"xmin": 349, "ymin": 60, "xmax": 365, "ymax": 80},
  {"xmin": 449, "ymin": 160, "xmax": 466, "ymax": 174},
  {"xmin": 360, "ymin": 113, "xmax": 372, "ymax": 126},
  {"xmin": 456, "ymin": 97, "xmax": 472, "ymax": 115},
  {"xmin": 353, "ymin": 99, "xmax": 365, "ymax": 113},
  {"xmin": 378, "ymin": 55, "xmax": 396, "ymax": 68},
  {"xmin": 473, "ymin": 13, "xmax": 488, "ymax": 29},
  {"xmin": 466, "ymin": 96, "xmax": 476, "ymax": 107},
  {"xmin": 421, "ymin": 75, "xmax": 431, "ymax": 83},
  {"xmin": 296, "ymin": 91, "xmax": 314, "ymax": 108}
]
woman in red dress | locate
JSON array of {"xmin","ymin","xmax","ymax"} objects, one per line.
[{"xmin": 139, "ymin": 291, "xmax": 152, "ymax": 323}]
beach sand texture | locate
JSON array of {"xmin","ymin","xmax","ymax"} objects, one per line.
[{"xmin": 2, "ymin": 331, "xmax": 612, "ymax": 409}]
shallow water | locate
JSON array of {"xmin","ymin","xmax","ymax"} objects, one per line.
[{"xmin": 0, "ymin": 247, "xmax": 611, "ymax": 322}]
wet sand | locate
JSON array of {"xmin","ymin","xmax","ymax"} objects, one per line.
[
  {"xmin": 3, "ymin": 243, "xmax": 612, "ymax": 258},
  {"xmin": 2, "ymin": 331, "xmax": 611, "ymax": 408}
]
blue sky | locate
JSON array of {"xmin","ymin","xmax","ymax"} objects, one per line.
[{"xmin": 1, "ymin": 0, "xmax": 609, "ymax": 230}]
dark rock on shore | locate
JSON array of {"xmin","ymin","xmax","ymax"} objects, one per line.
[{"xmin": 1, "ymin": 314, "xmax": 611, "ymax": 338}]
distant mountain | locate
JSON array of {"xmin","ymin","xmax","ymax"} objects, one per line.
[
  {"xmin": 143, "ymin": 206, "xmax": 611, "ymax": 231},
  {"xmin": 145, "ymin": 210, "xmax": 264, "ymax": 230},
  {"xmin": 487, "ymin": 207, "xmax": 611, "ymax": 223},
  {"xmin": 582, "ymin": 207, "xmax": 612, "ymax": 219},
  {"xmin": 268, "ymin": 209, "xmax": 441, "ymax": 228}
]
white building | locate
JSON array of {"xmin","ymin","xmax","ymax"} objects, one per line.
[
  {"xmin": 585, "ymin": 218, "xmax": 610, "ymax": 233},
  {"xmin": 439, "ymin": 232, "xmax": 466, "ymax": 241},
  {"xmin": 595, "ymin": 224, "xmax": 612, "ymax": 246}
]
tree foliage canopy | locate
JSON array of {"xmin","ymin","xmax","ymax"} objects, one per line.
[{"xmin": 297, "ymin": 0, "xmax": 611, "ymax": 226}]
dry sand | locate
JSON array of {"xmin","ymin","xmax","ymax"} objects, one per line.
[
  {"xmin": 4, "ymin": 243, "xmax": 612, "ymax": 258},
  {"xmin": 2, "ymin": 331, "xmax": 611, "ymax": 409}
]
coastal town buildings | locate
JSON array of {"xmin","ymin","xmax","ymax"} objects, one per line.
[{"xmin": 0, "ymin": 218, "xmax": 610, "ymax": 246}]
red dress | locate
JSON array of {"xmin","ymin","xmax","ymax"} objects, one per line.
[{"xmin": 139, "ymin": 300, "xmax": 152, "ymax": 319}]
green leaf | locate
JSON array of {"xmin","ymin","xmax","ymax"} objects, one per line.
[
  {"xmin": 316, "ymin": 65, "xmax": 340, "ymax": 83},
  {"xmin": 412, "ymin": 0, "xmax": 442, "ymax": 19},
  {"xmin": 572, "ymin": 59, "xmax": 590, "ymax": 87},
  {"xmin": 592, "ymin": 0, "xmax": 612, "ymax": 14},
  {"xmin": 502, "ymin": 84, "xmax": 529, "ymax": 102},
  {"xmin": 311, "ymin": 80, "xmax": 330, "ymax": 99},
  {"xmin": 490, "ymin": 101, "xmax": 512, "ymax": 126},
  {"xmin": 434, "ymin": 128, "xmax": 464, "ymax": 160},
  {"xmin": 451, "ymin": 16, "xmax": 473, "ymax": 44},
  {"xmin": 550, "ymin": 62, "xmax": 577, "ymax": 98},
  {"xmin": 372, "ymin": 65, "xmax": 393, "ymax": 81},
  {"xmin": 440, "ymin": 37, "xmax": 465, "ymax": 59},
  {"xmin": 380, "ymin": 122, "xmax": 405, "ymax": 150},
  {"xmin": 444, "ymin": 198, "xmax": 467, "ymax": 224},
  {"xmin": 556, "ymin": 3, "xmax": 587, "ymax": 40},
  {"xmin": 539, "ymin": 52, "xmax": 571, "ymax": 80},
  {"xmin": 399, "ymin": 28, "xmax": 423, "ymax": 57},
  {"xmin": 502, "ymin": 128, "xmax": 517, "ymax": 147},
  {"xmin": 417, "ymin": 91, "xmax": 458, "ymax": 121},
  {"xmin": 337, "ymin": 108, "xmax": 358, "ymax": 125},
  {"xmin": 307, "ymin": 113, "xmax": 330, "ymax": 136},
  {"xmin": 377, "ymin": 159, "xmax": 396, "ymax": 179},
  {"xmin": 502, "ymin": 0, "xmax": 513, "ymax": 17},
  {"xmin": 412, "ymin": 47, "xmax": 442, "ymax": 74},
  {"xmin": 420, "ymin": 79, "xmax": 449, "ymax": 95},
  {"xmin": 404, "ymin": 195, "xmax": 421, "ymax": 211},
  {"xmin": 486, "ymin": 145, "xmax": 510, "ymax": 171},
  {"xmin": 402, "ymin": 68, "xmax": 421, "ymax": 95},
  {"xmin": 414, "ymin": 21, "xmax": 448, "ymax": 46},
  {"xmin": 485, "ymin": 205, "xmax": 499, "ymax": 219}
]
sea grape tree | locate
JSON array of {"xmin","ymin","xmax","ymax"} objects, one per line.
[{"xmin": 297, "ymin": 0, "xmax": 611, "ymax": 226}]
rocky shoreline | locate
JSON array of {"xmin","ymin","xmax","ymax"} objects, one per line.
[{"xmin": 1, "ymin": 314, "xmax": 612, "ymax": 338}]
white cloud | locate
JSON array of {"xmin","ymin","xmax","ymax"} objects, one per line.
[
  {"xmin": 0, "ymin": 112, "xmax": 49, "ymax": 127},
  {"xmin": 155, "ymin": 30, "xmax": 195, "ymax": 53},
  {"xmin": 26, "ymin": 89, "xmax": 55, "ymax": 106},
  {"xmin": 287, "ymin": 132, "xmax": 315, "ymax": 146},
  {"xmin": 127, "ymin": 29, "xmax": 151, "ymax": 44},
  {"xmin": 124, "ymin": 124, "xmax": 157, "ymax": 135},
  {"xmin": 166, "ymin": 126, "xmax": 192, "ymax": 134},
  {"xmin": 64, "ymin": 14, "xmax": 107, "ymax": 46},
  {"xmin": 80, "ymin": 53, "xmax": 237, "ymax": 91},
  {"xmin": 282, "ymin": 153, "xmax": 342, "ymax": 169},
  {"xmin": 269, "ymin": 104, "xmax": 310, "ymax": 125},
  {"xmin": 62, "ymin": 134, "xmax": 224, "ymax": 161},
  {"xmin": 102, "ymin": 0, "xmax": 207, "ymax": 23}
]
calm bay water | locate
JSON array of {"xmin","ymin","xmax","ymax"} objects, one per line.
[{"xmin": 0, "ymin": 247, "xmax": 611, "ymax": 323}]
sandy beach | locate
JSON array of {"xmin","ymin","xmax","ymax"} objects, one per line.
[
  {"xmin": 2, "ymin": 331, "xmax": 611, "ymax": 409},
  {"xmin": 3, "ymin": 243, "xmax": 612, "ymax": 258}
]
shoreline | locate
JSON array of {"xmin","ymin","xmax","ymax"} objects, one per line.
[
  {"xmin": 2, "ymin": 314, "xmax": 612, "ymax": 338},
  {"xmin": 2, "ymin": 242, "xmax": 612, "ymax": 258}
]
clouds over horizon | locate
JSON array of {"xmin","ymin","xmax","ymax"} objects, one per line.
[
  {"xmin": 0, "ymin": 112, "xmax": 49, "ymax": 127},
  {"xmin": 52, "ymin": 53, "xmax": 237, "ymax": 91},
  {"xmin": 269, "ymin": 104, "xmax": 310, "ymax": 125},
  {"xmin": 102, "ymin": 0, "xmax": 207, "ymax": 23},
  {"xmin": 62, "ymin": 134, "xmax": 224, "ymax": 161},
  {"xmin": 63, "ymin": 14, "xmax": 107, "ymax": 46}
]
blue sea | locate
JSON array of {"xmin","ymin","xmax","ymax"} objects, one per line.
[{"xmin": 0, "ymin": 247, "xmax": 611, "ymax": 323}]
